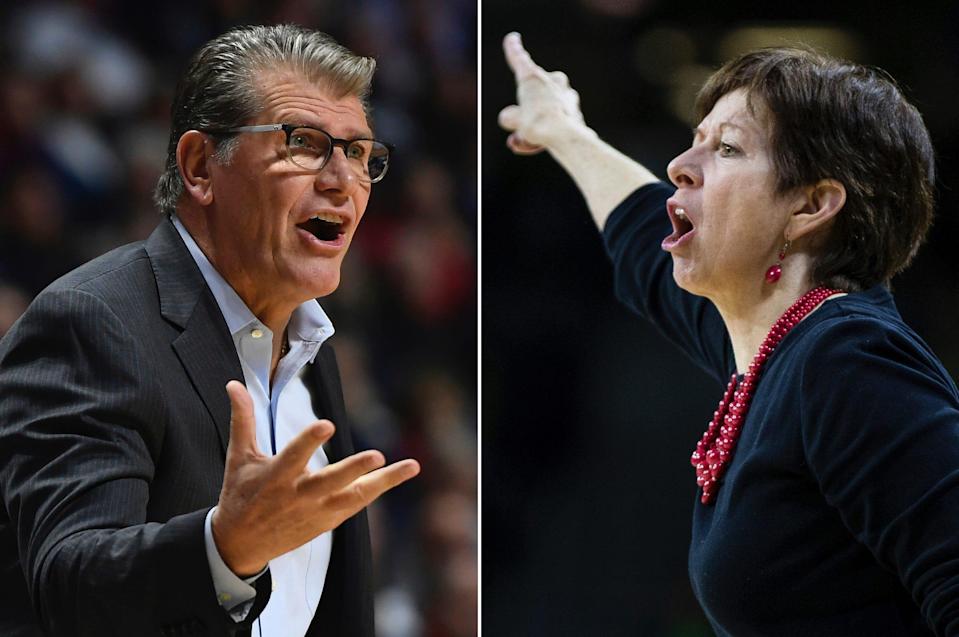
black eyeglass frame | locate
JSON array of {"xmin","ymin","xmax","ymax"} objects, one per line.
[{"xmin": 204, "ymin": 123, "xmax": 393, "ymax": 183}]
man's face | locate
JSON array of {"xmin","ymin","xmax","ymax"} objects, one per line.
[{"xmin": 204, "ymin": 70, "xmax": 372, "ymax": 310}]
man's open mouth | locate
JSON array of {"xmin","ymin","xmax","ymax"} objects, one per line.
[{"xmin": 297, "ymin": 213, "xmax": 344, "ymax": 242}]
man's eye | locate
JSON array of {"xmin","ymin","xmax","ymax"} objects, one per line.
[
  {"xmin": 290, "ymin": 133, "xmax": 322, "ymax": 151},
  {"xmin": 347, "ymin": 144, "xmax": 368, "ymax": 160}
]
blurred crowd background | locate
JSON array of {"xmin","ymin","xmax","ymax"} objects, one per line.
[
  {"xmin": 0, "ymin": 2, "xmax": 476, "ymax": 636},
  {"xmin": 484, "ymin": 0, "xmax": 959, "ymax": 635}
]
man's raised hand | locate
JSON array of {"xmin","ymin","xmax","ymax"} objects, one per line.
[{"xmin": 212, "ymin": 380, "xmax": 420, "ymax": 577}]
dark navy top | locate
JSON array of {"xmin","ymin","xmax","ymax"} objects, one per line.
[{"xmin": 603, "ymin": 182, "xmax": 959, "ymax": 636}]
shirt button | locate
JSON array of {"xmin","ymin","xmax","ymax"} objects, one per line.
[{"xmin": 251, "ymin": 328, "xmax": 264, "ymax": 339}]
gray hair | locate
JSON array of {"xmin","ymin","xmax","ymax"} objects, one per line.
[{"xmin": 153, "ymin": 24, "xmax": 376, "ymax": 216}]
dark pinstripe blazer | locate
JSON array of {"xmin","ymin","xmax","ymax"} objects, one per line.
[{"xmin": 0, "ymin": 219, "xmax": 374, "ymax": 637}]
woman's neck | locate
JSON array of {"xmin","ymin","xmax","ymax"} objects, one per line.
[{"xmin": 712, "ymin": 267, "xmax": 819, "ymax": 374}]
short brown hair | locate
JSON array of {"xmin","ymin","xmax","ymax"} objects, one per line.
[
  {"xmin": 695, "ymin": 47, "xmax": 936, "ymax": 292},
  {"xmin": 154, "ymin": 24, "xmax": 376, "ymax": 216}
]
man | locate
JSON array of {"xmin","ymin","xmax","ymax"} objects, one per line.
[{"xmin": 0, "ymin": 25, "xmax": 419, "ymax": 637}]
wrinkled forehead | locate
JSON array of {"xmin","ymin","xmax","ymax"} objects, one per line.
[
  {"xmin": 699, "ymin": 88, "xmax": 774, "ymax": 139},
  {"xmin": 250, "ymin": 68, "xmax": 372, "ymax": 135}
]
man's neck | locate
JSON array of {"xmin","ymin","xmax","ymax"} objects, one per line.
[{"xmin": 176, "ymin": 210, "xmax": 296, "ymax": 383}]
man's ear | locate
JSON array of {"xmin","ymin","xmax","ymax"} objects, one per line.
[
  {"xmin": 786, "ymin": 179, "xmax": 846, "ymax": 242},
  {"xmin": 176, "ymin": 130, "xmax": 215, "ymax": 207}
]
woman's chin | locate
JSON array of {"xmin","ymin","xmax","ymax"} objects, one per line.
[{"xmin": 671, "ymin": 262, "xmax": 706, "ymax": 296}]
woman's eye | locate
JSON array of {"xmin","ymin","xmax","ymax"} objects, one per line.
[{"xmin": 719, "ymin": 142, "xmax": 737, "ymax": 157}]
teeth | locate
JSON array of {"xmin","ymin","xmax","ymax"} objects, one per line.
[
  {"xmin": 675, "ymin": 207, "xmax": 687, "ymax": 219},
  {"xmin": 310, "ymin": 212, "xmax": 342, "ymax": 224}
]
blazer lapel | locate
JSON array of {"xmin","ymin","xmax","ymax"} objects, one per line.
[
  {"xmin": 171, "ymin": 301, "xmax": 242, "ymax": 453},
  {"xmin": 145, "ymin": 219, "xmax": 242, "ymax": 454},
  {"xmin": 307, "ymin": 344, "xmax": 354, "ymax": 462}
]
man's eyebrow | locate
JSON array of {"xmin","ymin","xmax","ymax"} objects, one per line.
[
  {"xmin": 294, "ymin": 121, "xmax": 374, "ymax": 139},
  {"xmin": 344, "ymin": 129, "xmax": 375, "ymax": 140}
]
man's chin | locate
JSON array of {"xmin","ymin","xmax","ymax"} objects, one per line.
[
  {"xmin": 299, "ymin": 271, "xmax": 341, "ymax": 300},
  {"xmin": 276, "ymin": 258, "xmax": 343, "ymax": 301}
]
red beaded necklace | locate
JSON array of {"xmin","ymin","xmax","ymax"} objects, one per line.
[{"xmin": 690, "ymin": 286, "xmax": 843, "ymax": 505}]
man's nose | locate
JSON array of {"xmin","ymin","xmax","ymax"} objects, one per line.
[{"xmin": 315, "ymin": 147, "xmax": 360, "ymax": 194}]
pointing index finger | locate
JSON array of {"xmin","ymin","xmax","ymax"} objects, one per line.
[{"xmin": 503, "ymin": 32, "xmax": 538, "ymax": 80}]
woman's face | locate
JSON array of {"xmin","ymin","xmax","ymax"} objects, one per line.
[{"xmin": 664, "ymin": 89, "xmax": 801, "ymax": 303}]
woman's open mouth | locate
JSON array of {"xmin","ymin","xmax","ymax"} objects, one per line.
[{"xmin": 662, "ymin": 205, "xmax": 696, "ymax": 251}]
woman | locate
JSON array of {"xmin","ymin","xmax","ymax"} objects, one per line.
[{"xmin": 499, "ymin": 32, "xmax": 959, "ymax": 635}]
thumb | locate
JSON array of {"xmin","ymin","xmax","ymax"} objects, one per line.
[
  {"xmin": 507, "ymin": 132, "xmax": 545, "ymax": 156},
  {"xmin": 225, "ymin": 380, "xmax": 262, "ymax": 459}
]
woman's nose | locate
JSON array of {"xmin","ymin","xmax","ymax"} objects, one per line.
[{"xmin": 667, "ymin": 148, "xmax": 701, "ymax": 189}]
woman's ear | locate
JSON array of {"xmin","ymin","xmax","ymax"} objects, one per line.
[
  {"xmin": 787, "ymin": 179, "xmax": 846, "ymax": 241},
  {"xmin": 175, "ymin": 130, "xmax": 215, "ymax": 207}
]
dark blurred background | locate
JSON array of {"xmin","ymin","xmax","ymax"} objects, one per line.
[
  {"xmin": 0, "ymin": 2, "xmax": 475, "ymax": 636},
  {"xmin": 483, "ymin": 0, "xmax": 959, "ymax": 635}
]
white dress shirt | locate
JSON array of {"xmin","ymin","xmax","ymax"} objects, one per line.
[{"xmin": 173, "ymin": 216, "xmax": 335, "ymax": 637}]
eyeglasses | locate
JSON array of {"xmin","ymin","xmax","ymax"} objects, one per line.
[{"xmin": 205, "ymin": 123, "xmax": 392, "ymax": 183}]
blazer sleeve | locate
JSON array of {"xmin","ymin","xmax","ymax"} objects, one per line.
[
  {"xmin": 602, "ymin": 182, "xmax": 734, "ymax": 384},
  {"xmin": 799, "ymin": 316, "xmax": 959, "ymax": 635},
  {"xmin": 0, "ymin": 287, "xmax": 266, "ymax": 637}
]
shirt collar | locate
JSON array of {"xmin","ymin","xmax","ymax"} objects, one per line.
[{"xmin": 171, "ymin": 215, "xmax": 335, "ymax": 361}]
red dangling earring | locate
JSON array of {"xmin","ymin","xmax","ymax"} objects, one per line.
[{"xmin": 764, "ymin": 239, "xmax": 790, "ymax": 283}]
